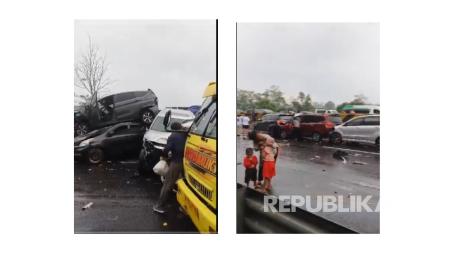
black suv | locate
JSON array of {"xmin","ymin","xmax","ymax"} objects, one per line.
[
  {"xmin": 253, "ymin": 113, "xmax": 293, "ymax": 138},
  {"xmin": 74, "ymin": 89, "xmax": 159, "ymax": 136}
]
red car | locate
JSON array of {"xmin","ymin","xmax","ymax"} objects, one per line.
[{"xmin": 293, "ymin": 113, "xmax": 342, "ymax": 141}]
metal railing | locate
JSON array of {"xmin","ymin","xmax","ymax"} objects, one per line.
[{"xmin": 237, "ymin": 184, "xmax": 357, "ymax": 234}]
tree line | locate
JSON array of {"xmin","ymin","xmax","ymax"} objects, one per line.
[{"xmin": 237, "ymin": 85, "xmax": 370, "ymax": 113}]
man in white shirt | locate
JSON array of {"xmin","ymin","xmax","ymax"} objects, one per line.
[
  {"xmin": 236, "ymin": 115, "xmax": 242, "ymax": 136},
  {"xmin": 241, "ymin": 114, "xmax": 250, "ymax": 138}
]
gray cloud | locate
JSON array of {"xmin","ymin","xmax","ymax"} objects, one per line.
[
  {"xmin": 75, "ymin": 20, "xmax": 216, "ymax": 107},
  {"xmin": 237, "ymin": 23, "xmax": 379, "ymax": 105}
]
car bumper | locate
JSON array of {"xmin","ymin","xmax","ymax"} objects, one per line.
[
  {"xmin": 176, "ymin": 178, "xmax": 216, "ymax": 233},
  {"xmin": 74, "ymin": 145, "xmax": 90, "ymax": 158}
]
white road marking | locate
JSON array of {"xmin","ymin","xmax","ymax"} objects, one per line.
[{"xmin": 322, "ymin": 146, "xmax": 380, "ymax": 155}]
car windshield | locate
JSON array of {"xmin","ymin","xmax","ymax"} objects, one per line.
[
  {"xmin": 329, "ymin": 116, "xmax": 342, "ymax": 124},
  {"xmin": 84, "ymin": 126, "xmax": 110, "ymax": 137},
  {"xmin": 279, "ymin": 115, "xmax": 293, "ymax": 121},
  {"xmin": 150, "ymin": 116, "xmax": 190, "ymax": 132}
]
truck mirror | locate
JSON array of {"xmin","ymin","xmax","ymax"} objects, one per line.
[{"xmin": 163, "ymin": 110, "xmax": 172, "ymax": 128}]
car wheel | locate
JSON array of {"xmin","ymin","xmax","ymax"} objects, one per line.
[
  {"xmin": 312, "ymin": 132, "xmax": 322, "ymax": 142},
  {"xmin": 87, "ymin": 148, "xmax": 104, "ymax": 164},
  {"xmin": 76, "ymin": 122, "xmax": 89, "ymax": 136},
  {"xmin": 279, "ymin": 129, "xmax": 288, "ymax": 139},
  {"xmin": 141, "ymin": 110, "xmax": 155, "ymax": 125},
  {"xmin": 330, "ymin": 132, "xmax": 342, "ymax": 144}
]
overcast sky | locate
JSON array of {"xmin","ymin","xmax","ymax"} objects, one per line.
[
  {"xmin": 237, "ymin": 23, "xmax": 379, "ymax": 105},
  {"xmin": 75, "ymin": 20, "xmax": 215, "ymax": 108}
]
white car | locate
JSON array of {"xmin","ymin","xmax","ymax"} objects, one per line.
[
  {"xmin": 330, "ymin": 115, "xmax": 380, "ymax": 146},
  {"xmin": 315, "ymin": 109, "xmax": 338, "ymax": 115},
  {"xmin": 138, "ymin": 108, "xmax": 195, "ymax": 173}
]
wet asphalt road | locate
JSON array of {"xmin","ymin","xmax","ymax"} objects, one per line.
[
  {"xmin": 237, "ymin": 136, "xmax": 380, "ymax": 233},
  {"xmin": 74, "ymin": 156, "xmax": 197, "ymax": 233}
]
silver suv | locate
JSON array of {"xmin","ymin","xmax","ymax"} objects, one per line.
[{"xmin": 330, "ymin": 115, "xmax": 380, "ymax": 146}]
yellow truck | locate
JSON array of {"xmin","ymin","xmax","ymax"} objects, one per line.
[{"xmin": 164, "ymin": 82, "xmax": 217, "ymax": 233}]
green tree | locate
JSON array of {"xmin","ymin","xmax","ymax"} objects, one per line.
[
  {"xmin": 236, "ymin": 89, "xmax": 256, "ymax": 111},
  {"xmin": 324, "ymin": 101, "xmax": 336, "ymax": 110}
]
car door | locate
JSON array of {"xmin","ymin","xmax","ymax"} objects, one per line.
[
  {"xmin": 114, "ymin": 92, "xmax": 138, "ymax": 121},
  {"xmin": 340, "ymin": 117, "xmax": 364, "ymax": 141},
  {"xmin": 299, "ymin": 115, "xmax": 311, "ymax": 137},
  {"xmin": 302, "ymin": 115, "xmax": 320, "ymax": 136},
  {"xmin": 358, "ymin": 116, "xmax": 380, "ymax": 143},
  {"xmin": 102, "ymin": 124, "xmax": 131, "ymax": 156},
  {"xmin": 124, "ymin": 124, "xmax": 146, "ymax": 153}
]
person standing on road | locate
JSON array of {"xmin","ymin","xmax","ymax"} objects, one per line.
[
  {"xmin": 243, "ymin": 147, "xmax": 258, "ymax": 188},
  {"xmin": 153, "ymin": 122, "xmax": 187, "ymax": 214},
  {"xmin": 241, "ymin": 114, "xmax": 250, "ymax": 138},
  {"xmin": 248, "ymin": 131, "xmax": 279, "ymax": 193},
  {"xmin": 237, "ymin": 114, "xmax": 242, "ymax": 136}
]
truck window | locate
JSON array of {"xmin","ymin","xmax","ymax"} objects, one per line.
[
  {"xmin": 190, "ymin": 100, "xmax": 216, "ymax": 137},
  {"xmin": 204, "ymin": 111, "xmax": 217, "ymax": 138}
]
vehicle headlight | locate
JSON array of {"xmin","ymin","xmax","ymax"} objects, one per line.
[
  {"xmin": 79, "ymin": 139, "xmax": 91, "ymax": 147},
  {"xmin": 155, "ymin": 137, "xmax": 167, "ymax": 145}
]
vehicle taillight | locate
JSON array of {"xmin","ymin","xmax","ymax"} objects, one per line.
[
  {"xmin": 325, "ymin": 121, "xmax": 334, "ymax": 129},
  {"xmin": 277, "ymin": 120, "xmax": 286, "ymax": 126}
]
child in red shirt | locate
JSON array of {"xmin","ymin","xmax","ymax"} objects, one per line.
[{"xmin": 243, "ymin": 147, "xmax": 258, "ymax": 188}]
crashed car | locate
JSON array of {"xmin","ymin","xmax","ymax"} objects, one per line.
[
  {"xmin": 138, "ymin": 109, "xmax": 195, "ymax": 174},
  {"xmin": 330, "ymin": 115, "xmax": 380, "ymax": 146},
  {"xmin": 292, "ymin": 113, "xmax": 340, "ymax": 141},
  {"xmin": 74, "ymin": 122, "xmax": 146, "ymax": 164},
  {"xmin": 253, "ymin": 113, "xmax": 294, "ymax": 139},
  {"xmin": 74, "ymin": 89, "xmax": 159, "ymax": 136}
]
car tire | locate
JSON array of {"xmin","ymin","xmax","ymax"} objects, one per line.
[
  {"xmin": 141, "ymin": 109, "xmax": 155, "ymax": 125},
  {"xmin": 312, "ymin": 132, "xmax": 322, "ymax": 142},
  {"xmin": 87, "ymin": 148, "xmax": 104, "ymax": 164},
  {"xmin": 330, "ymin": 132, "xmax": 342, "ymax": 144},
  {"xmin": 75, "ymin": 122, "xmax": 89, "ymax": 136}
]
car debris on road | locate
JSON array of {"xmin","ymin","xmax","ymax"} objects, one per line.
[{"xmin": 82, "ymin": 202, "xmax": 94, "ymax": 210}]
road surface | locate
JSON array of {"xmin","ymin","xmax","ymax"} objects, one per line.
[
  {"xmin": 237, "ymin": 136, "xmax": 380, "ymax": 233},
  {"xmin": 75, "ymin": 157, "xmax": 197, "ymax": 233}
]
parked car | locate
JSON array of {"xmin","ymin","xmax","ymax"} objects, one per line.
[
  {"xmin": 293, "ymin": 113, "xmax": 337, "ymax": 141},
  {"xmin": 330, "ymin": 115, "xmax": 380, "ymax": 146},
  {"xmin": 138, "ymin": 109, "xmax": 195, "ymax": 174},
  {"xmin": 340, "ymin": 104, "xmax": 380, "ymax": 122},
  {"xmin": 315, "ymin": 109, "xmax": 338, "ymax": 115},
  {"xmin": 253, "ymin": 113, "xmax": 294, "ymax": 138},
  {"xmin": 74, "ymin": 122, "xmax": 146, "ymax": 164},
  {"xmin": 74, "ymin": 89, "xmax": 159, "ymax": 136}
]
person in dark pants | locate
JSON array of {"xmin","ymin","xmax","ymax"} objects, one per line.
[
  {"xmin": 243, "ymin": 147, "xmax": 258, "ymax": 188},
  {"xmin": 153, "ymin": 122, "xmax": 187, "ymax": 214}
]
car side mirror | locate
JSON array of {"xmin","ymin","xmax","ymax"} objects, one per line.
[
  {"xmin": 107, "ymin": 131, "xmax": 114, "ymax": 137},
  {"xmin": 163, "ymin": 110, "xmax": 172, "ymax": 129}
]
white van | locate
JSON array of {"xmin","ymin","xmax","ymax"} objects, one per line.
[{"xmin": 138, "ymin": 108, "xmax": 195, "ymax": 173}]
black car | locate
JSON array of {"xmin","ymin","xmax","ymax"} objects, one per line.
[
  {"xmin": 74, "ymin": 89, "xmax": 159, "ymax": 136},
  {"xmin": 253, "ymin": 113, "xmax": 294, "ymax": 138},
  {"xmin": 74, "ymin": 122, "xmax": 146, "ymax": 164}
]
